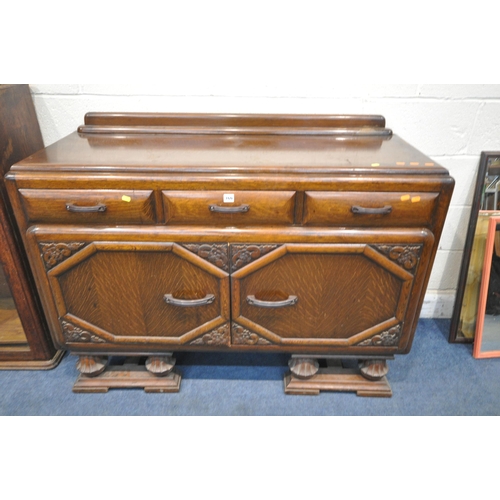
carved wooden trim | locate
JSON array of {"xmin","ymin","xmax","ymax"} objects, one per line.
[
  {"xmin": 76, "ymin": 355, "xmax": 108, "ymax": 377},
  {"xmin": 182, "ymin": 243, "xmax": 229, "ymax": 272},
  {"xmin": 190, "ymin": 323, "xmax": 230, "ymax": 346},
  {"xmin": 145, "ymin": 355, "xmax": 175, "ymax": 376},
  {"xmin": 231, "ymin": 323, "xmax": 272, "ymax": 345},
  {"xmin": 359, "ymin": 359, "xmax": 389, "ymax": 381},
  {"xmin": 61, "ymin": 320, "xmax": 107, "ymax": 344},
  {"xmin": 357, "ymin": 324, "xmax": 402, "ymax": 347},
  {"xmin": 372, "ymin": 244, "xmax": 422, "ymax": 273},
  {"xmin": 40, "ymin": 242, "xmax": 86, "ymax": 270},
  {"xmin": 288, "ymin": 357, "xmax": 320, "ymax": 379},
  {"xmin": 230, "ymin": 244, "xmax": 280, "ymax": 272}
]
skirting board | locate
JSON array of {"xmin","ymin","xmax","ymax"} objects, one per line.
[{"xmin": 421, "ymin": 291, "xmax": 456, "ymax": 319}]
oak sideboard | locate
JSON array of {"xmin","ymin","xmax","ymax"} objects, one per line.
[{"xmin": 5, "ymin": 112, "xmax": 454, "ymax": 395}]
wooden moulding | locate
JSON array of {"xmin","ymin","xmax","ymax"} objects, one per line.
[
  {"xmin": 0, "ymin": 349, "xmax": 64, "ymax": 371},
  {"xmin": 81, "ymin": 112, "xmax": 389, "ymax": 130},
  {"xmin": 79, "ymin": 112, "xmax": 393, "ymax": 138}
]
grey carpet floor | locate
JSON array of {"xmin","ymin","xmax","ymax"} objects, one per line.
[{"xmin": 1, "ymin": 318, "xmax": 499, "ymax": 415}]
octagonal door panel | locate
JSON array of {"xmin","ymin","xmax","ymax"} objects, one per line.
[
  {"xmin": 44, "ymin": 241, "xmax": 230, "ymax": 348},
  {"xmin": 231, "ymin": 242, "xmax": 426, "ymax": 349}
]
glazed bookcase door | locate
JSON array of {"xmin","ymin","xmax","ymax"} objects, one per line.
[
  {"xmin": 0, "ymin": 263, "xmax": 28, "ymax": 348},
  {"xmin": 230, "ymin": 242, "xmax": 427, "ymax": 351},
  {"xmin": 40, "ymin": 241, "xmax": 230, "ymax": 349}
]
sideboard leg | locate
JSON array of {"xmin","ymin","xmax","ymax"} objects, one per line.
[
  {"xmin": 359, "ymin": 359, "xmax": 389, "ymax": 381},
  {"xmin": 145, "ymin": 354, "xmax": 176, "ymax": 377},
  {"xmin": 76, "ymin": 355, "xmax": 108, "ymax": 377},
  {"xmin": 284, "ymin": 355, "xmax": 392, "ymax": 397},
  {"xmin": 288, "ymin": 357, "xmax": 319, "ymax": 379},
  {"xmin": 72, "ymin": 354, "xmax": 181, "ymax": 393}
]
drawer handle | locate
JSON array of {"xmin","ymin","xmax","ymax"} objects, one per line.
[
  {"xmin": 351, "ymin": 205, "xmax": 392, "ymax": 215},
  {"xmin": 246, "ymin": 295, "xmax": 298, "ymax": 308},
  {"xmin": 66, "ymin": 203, "xmax": 107, "ymax": 213},
  {"xmin": 163, "ymin": 294, "xmax": 215, "ymax": 307},
  {"xmin": 209, "ymin": 204, "xmax": 250, "ymax": 213}
]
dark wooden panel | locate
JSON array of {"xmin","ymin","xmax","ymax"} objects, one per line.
[
  {"xmin": 0, "ymin": 84, "xmax": 60, "ymax": 367},
  {"xmin": 0, "ymin": 85, "xmax": 43, "ymax": 179}
]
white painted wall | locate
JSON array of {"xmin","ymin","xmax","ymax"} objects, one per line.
[{"xmin": 28, "ymin": 84, "xmax": 500, "ymax": 317}]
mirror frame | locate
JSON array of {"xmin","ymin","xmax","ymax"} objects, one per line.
[
  {"xmin": 473, "ymin": 215, "xmax": 500, "ymax": 358},
  {"xmin": 449, "ymin": 152, "xmax": 500, "ymax": 343}
]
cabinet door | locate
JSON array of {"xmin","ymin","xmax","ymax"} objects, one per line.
[
  {"xmin": 230, "ymin": 241, "xmax": 429, "ymax": 351},
  {"xmin": 41, "ymin": 241, "xmax": 230, "ymax": 349}
]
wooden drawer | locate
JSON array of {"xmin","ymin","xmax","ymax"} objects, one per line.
[
  {"xmin": 18, "ymin": 189, "xmax": 157, "ymax": 224},
  {"xmin": 302, "ymin": 191, "xmax": 439, "ymax": 227},
  {"xmin": 162, "ymin": 191, "xmax": 296, "ymax": 225}
]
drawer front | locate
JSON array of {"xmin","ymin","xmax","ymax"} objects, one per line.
[
  {"xmin": 303, "ymin": 191, "xmax": 439, "ymax": 226},
  {"xmin": 162, "ymin": 191, "xmax": 296, "ymax": 225},
  {"xmin": 19, "ymin": 189, "xmax": 157, "ymax": 224}
]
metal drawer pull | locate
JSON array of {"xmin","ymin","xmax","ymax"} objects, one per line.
[
  {"xmin": 246, "ymin": 295, "xmax": 298, "ymax": 308},
  {"xmin": 351, "ymin": 205, "xmax": 392, "ymax": 215},
  {"xmin": 163, "ymin": 294, "xmax": 215, "ymax": 307},
  {"xmin": 209, "ymin": 204, "xmax": 250, "ymax": 213},
  {"xmin": 66, "ymin": 203, "xmax": 107, "ymax": 213}
]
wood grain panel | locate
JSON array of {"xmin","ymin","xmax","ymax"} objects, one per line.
[
  {"xmin": 135, "ymin": 251, "xmax": 221, "ymax": 337},
  {"xmin": 235, "ymin": 248, "xmax": 404, "ymax": 341},
  {"xmin": 57, "ymin": 257, "xmax": 103, "ymax": 329},
  {"xmin": 53, "ymin": 243, "xmax": 226, "ymax": 342},
  {"xmin": 92, "ymin": 251, "xmax": 149, "ymax": 335}
]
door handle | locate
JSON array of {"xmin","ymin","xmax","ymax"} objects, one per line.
[
  {"xmin": 209, "ymin": 204, "xmax": 250, "ymax": 213},
  {"xmin": 246, "ymin": 295, "xmax": 298, "ymax": 308},
  {"xmin": 351, "ymin": 205, "xmax": 392, "ymax": 215},
  {"xmin": 66, "ymin": 203, "xmax": 107, "ymax": 213},
  {"xmin": 163, "ymin": 294, "xmax": 215, "ymax": 307}
]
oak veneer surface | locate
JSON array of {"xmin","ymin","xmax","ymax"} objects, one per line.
[
  {"xmin": 13, "ymin": 131, "xmax": 444, "ymax": 175},
  {"xmin": 56, "ymin": 245, "xmax": 227, "ymax": 339},
  {"xmin": 238, "ymin": 252, "xmax": 402, "ymax": 339},
  {"xmin": 5, "ymin": 113, "xmax": 453, "ymax": 375}
]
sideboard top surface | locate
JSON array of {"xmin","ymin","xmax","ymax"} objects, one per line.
[{"xmin": 9, "ymin": 113, "xmax": 449, "ymax": 177}]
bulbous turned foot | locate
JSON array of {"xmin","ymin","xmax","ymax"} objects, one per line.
[
  {"xmin": 145, "ymin": 355, "xmax": 176, "ymax": 377},
  {"xmin": 76, "ymin": 355, "xmax": 108, "ymax": 377},
  {"xmin": 289, "ymin": 357, "xmax": 320, "ymax": 380},
  {"xmin": 359, "ymin": 359, "xmax": 389, "ymax": 381}
]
